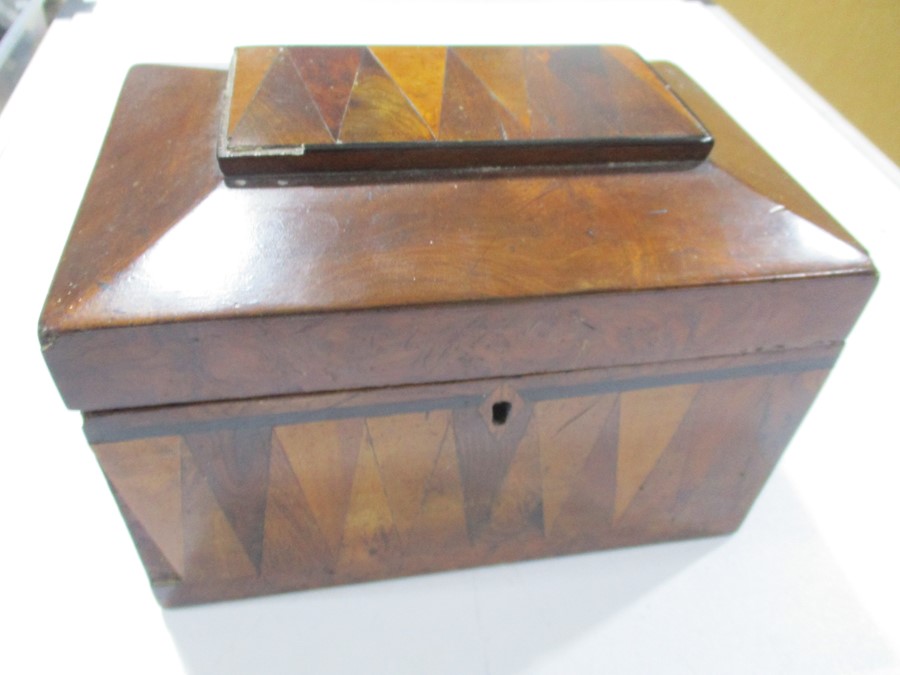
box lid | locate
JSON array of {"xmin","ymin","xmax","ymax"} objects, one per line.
[
  {"xmin": 217, "ymin": 46, "xmax": 712, "ymax": 177},
  {"xmin": 39, "ymin": 47, "xmax": 876, "ymax": 412}
]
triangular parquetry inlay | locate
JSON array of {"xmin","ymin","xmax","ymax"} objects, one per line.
[
  {"xmin": 584, "ymin": 47, "xmax": 699, "ymax": 135},
  {"xmin": 404, "ymin": 419, "xmax": 468, "ymax": 552},
  {"xmin": 274, "ymin": 419, "xmax": 363, "ymax": 558},
  {"xmin": 487, "ymin": 415, "xmax": 544, "ymax": 538},
  {"xmin": 184, "ymin": 428, "xmax": 273, "ymax": 573},
  {"xmin": 366, "ymin": 410, "xmax": 452, "ymax": 545},
  {"xmin": 615, "ymin": 383, "xmax": 699, "ymax": 520},
  {"xmin": 370, "ymin": 47, "xmax": 447, "ymax": 136},
  {"xmin": 94, "ymin": 436, "xmax": 185, "ymax": 577},
  {"xmin": 231, "ymin": 50, "xmax": 333, "ymax": 147},
  {"xmin": 339, "ymin": 49, "xmax": 434, "ymax": 143},
  {"xmin": 718, "ymin": 370, "xmax": 828, "ymax": 525},
  {"xmin": 670, "ymin": 377, "xmax": 777, "ymax": 530},
  {"xmin": 535, "ymin": 393, "xmax": 618, "ymax": 536},
  {"xmin": 525, "ymin": 46, "xmax": 622, "ymax": 138},
  {"xmin": 453, "ymin": 389, "xmax": 533, "ymax": 541},
  {"xmin": 440, "ymin": 50, "xmax": 526, "ymax": 142},
  {"xmin": 452, "ymin": 47, "xmax": 531, "ymax": 131},
  {"xmin": 262, "ymin": 432, "xmax": 333, "ymax": 576},
  {"xmin": 180, "ymin": 446, "xmax": 257, "ymax": 581},
  {"xmin": 550, "ymin": 395, "xmax": 620, "ymax": 537},
  {"xmin": 109, "ymin": 483, "xmax": 181, "ymax": 582},
  {"xmin": 228, "ymin": 46, "xmax": 280, "ymax": 136},
  {"xmin": 336, "ymin": 424, "xmax": 402, "ymax": 577},
  {"xmin": 288, "ymin": 47, "xmax": 363, "ymax": 140}
]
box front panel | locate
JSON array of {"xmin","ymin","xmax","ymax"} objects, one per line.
[{"xmin": 89, "ymin": 349, "xmax": 833, "ymax": 606}]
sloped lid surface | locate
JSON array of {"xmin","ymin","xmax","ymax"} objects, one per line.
[{"xmin": 39, "ymin": 49, "xmax": 875, "ymax": 411}]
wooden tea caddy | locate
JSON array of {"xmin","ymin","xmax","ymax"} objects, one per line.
[{"xmin": 40, "ymin": 46, "xmax": 876, "ymax": 606}]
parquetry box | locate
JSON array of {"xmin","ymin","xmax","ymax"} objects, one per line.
[{"xmin": 39, "ymin": 46, "xmax": 876, "ymax": 606}]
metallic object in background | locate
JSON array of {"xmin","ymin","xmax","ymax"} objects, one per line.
[{"xmin": 0, "ymin": 0, "xmax": 49, "ymax": 111}]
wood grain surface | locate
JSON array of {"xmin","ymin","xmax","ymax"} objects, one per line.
[
  {"xmin": 89, "ymin": 346, "xmax": 834, "ymax": 606},
  {"xmin": 39, "ymin": 63, "xmax": 875, "ymax": 411},
  {"xmin": 218, "ymin": 46, "xmax": 712, "ymax": 176},
  {"xmin": 38, "ymin": 52, "xmax": 879, "ymax": 606}
]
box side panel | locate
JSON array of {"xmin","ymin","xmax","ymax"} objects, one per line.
[
  {"xmin": 48, "ymin": 274, "xmax": 872, "ymax": 412},
  {"xmin": 88, "ymin": 346, "xmax": 835, "ymax": 606}
]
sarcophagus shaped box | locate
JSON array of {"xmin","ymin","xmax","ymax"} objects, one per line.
[{"xmin": 40, "ymin": 46, "xmax": 876, "ymax": 606}]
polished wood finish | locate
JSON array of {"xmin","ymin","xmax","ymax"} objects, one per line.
[
  {"xmin": 89, "ymin": 346, "xmax": 834, "ymax": 606},
  {"xmin": 40, "ymin": 64, "xmax": 874, "ymax": 411},
  {"xmin": 652, "ymin": 62, "xmax": 861, "ymax": 247},
  {"xmin": 39, "ymin": 50, "xmax": 877, "ymax": 605},
  {"xmin": 218, "ymin": 46, "xmax": 712, "ymax": 177},
  {"xmin": 44, "ymin": 276, "xmax": 871, "ymax": 412}
]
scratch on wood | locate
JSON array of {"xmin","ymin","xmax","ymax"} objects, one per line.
[{"xmin": 555, "ymin": 399, "xmax": 600, "ymax": 437}]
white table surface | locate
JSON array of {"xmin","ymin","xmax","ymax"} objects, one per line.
[{"xmin": 1, "ymin": 1, "xmax": 898, "ymax": 673}]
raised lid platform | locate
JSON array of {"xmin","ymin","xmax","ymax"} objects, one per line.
[{"xmin": 217, "ymin": 46, "xmax": 713, "ymax": 178}]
